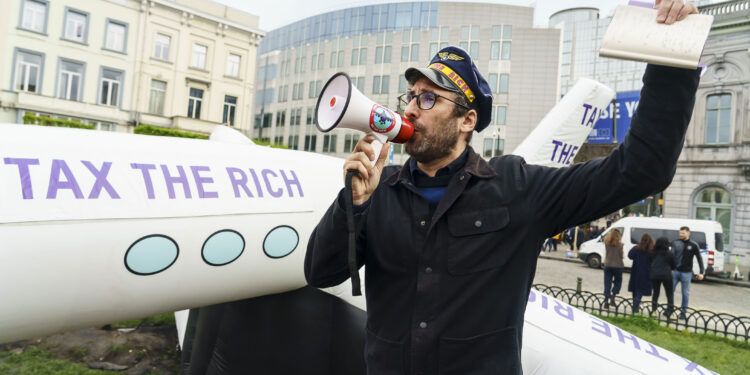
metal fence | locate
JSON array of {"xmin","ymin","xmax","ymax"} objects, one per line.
[{"xmin": 532, "ymin": 284, "xmax": 750, "ymax": 342}]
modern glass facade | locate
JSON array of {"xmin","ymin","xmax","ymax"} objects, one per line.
[
  {"xmin": 259, "ymin": 3, "xmax": 439, "ymax": 54},
  {"xmin": 550, "ymin": 8, "xmax": 646, "ymax": 97},
  {"xmin": 255, "ymin": 2, "xmax": 562, "ymax": 164}
]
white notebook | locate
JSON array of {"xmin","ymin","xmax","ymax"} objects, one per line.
[{"xmin": 599, "ymin": 5, "xmax": 713, "ymax": 69}]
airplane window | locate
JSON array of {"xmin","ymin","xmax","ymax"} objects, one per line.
[
  {"xmin": 125, "ymin": 235, "xmax": 179, "ymax": 275},
  {"xmin": 202, "ymin": 230, "xmax": 245, "ymax": 266},
  {"xmin": 263, "ymin": 225, "xmax": 299, "ymax": 258}
]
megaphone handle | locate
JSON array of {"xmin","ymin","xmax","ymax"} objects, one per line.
[{"xmin": 368, "ymin": 132, "xmax": 388, "ymax": 167}]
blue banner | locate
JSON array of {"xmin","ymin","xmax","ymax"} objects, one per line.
[{"xmin": 587, "ymin": 90, "xmax": 640, "ymax": 144}]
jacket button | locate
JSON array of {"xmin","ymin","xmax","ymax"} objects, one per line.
[
  {"xmin": 419, "ymin": 321, "xmax": 427, "ymax": 329},
  {"xmin": 420, "ymin": 220, "xmax": 426, "ymax": 227},
  {"xmin": 425, "ymin": 267, "xmax": 433, "ymax": 273},
  {"xmin": 474, "ymin": 220, "xmax": 482, "ymax": 228},
  {"xmin": 459, "ymin": 175, "xmax": 465, "ymax": 181}
]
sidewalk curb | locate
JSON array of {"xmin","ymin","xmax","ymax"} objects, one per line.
[{"xmin": 538, "ymin": 254, "xmax": 750, "ymax": 289}]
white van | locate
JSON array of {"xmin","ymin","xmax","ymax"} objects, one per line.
[{"xmin": 577, "ymin": 217, "xmax": 725, "ymax": 276}]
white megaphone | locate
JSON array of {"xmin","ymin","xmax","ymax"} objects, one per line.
[{"xmin": 315, "ymin": 72, "xmax": 414, "ymax": 152}]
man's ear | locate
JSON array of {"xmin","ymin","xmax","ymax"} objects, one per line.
[{"xmin": 459, "ymin": 109, "xmax": 477, "ymax": 133}]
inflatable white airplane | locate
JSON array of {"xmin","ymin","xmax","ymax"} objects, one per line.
[{"xmin": 0, "ymin": 78, "xmax": 716, "ymax": 374}]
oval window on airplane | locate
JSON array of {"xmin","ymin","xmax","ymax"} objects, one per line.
[
  {"xmin": 263, "ymin": 226, "xmax": 299, "ymax": 259},
  {"xmin": 202, "ymin": 230, "xmax": 245, "ymax": 266},
  {"xmin": 125, "ymin": 235, "xmax": 179, "ymax": 275}
]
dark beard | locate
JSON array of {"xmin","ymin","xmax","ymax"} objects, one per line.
[{"xmin": 405, "ymin": 118, "xmax": 460, "ymax": 163}]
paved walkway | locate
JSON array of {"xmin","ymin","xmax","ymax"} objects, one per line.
[{"xmin": 534, "ymin": 246, "xmax": 750, "ymax": 317}]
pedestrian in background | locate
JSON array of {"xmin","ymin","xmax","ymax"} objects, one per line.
[
  {"xmin": 671, "ymin": 226, "xmax": 705, "ymax": 320},
  {"xmin": 650, "ymin": 237, "xmax": 676, "ymax": 317},
  {"xmin": 542, "ymin": 234, "xmax": 558, "ymax": 252},
  {"xmin": 629, "ymin": 233, "xmax": 654, "ymax": 313},
  {"xmin": 602, "ymin": 229, "xmax": 624, "ymax": 309}
]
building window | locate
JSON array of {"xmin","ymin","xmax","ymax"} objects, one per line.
[
  {"xmin": 429, "ymin": 26, "xmax": 450, "ymax": 57},
  {"xmin": 494, "ymin": 106, "xmax": 506, "ymax": 125},
  {"xmin": 483, "ymin": 138, "xmax": 504, "ymax": 158},
  {"xmin": 308, "ymin": 81, "xmax": 316, "ymax": 98},
  {"xmin": 354, "ymin": 77, "xmax": 365, "ymax": 93},
  {"xmin": 192, "ymin": 44, "xmax": 207, "ymax": 69},
  {"xmin": 226, "ymin": 53, "xmax": 240, "ymax": 77},
  {"xmin": 187, "ymin": 88, "xmax": 203, "ymax": 119},
  {"xmin": 306, "ymin": 108, "xmax": 313, "ymax": 125},
  {"xmin": 289, "ymin": 108, "xmax": 301, "ymax": 126},
  {"xmin": 344, "ymin": 134, "xmax": 360, "ymax": 153},
  {"xmin": 104, "ymin": 20, "xmax": 127, "ymax": 53},
  {"xmin": 274, "ymin": 136, "xmax": 284, "ymax": 146},
  {"xmin": 490, "ymin": 25, "xmax": 512, "ymax": 61},
  {"xmin": 287, "ymin": 135, "xmax": 299, "ymax": 150},
  {"xmin": 372, "ymin": 75, "xmax": 390, "ymax": 94},
  {"xmin": 483, "ymin": 139, "xmax": 493, "ymax": 158},
  {"xmin": 705, "ymin": 93, "xmax": 731, "ymax": 144},
  {"xmin": 311, "ymin": 42, "xmax": 325, "ymax": 71},
  {"xmin": 323, "ymin": 134, "xmax": 337, "ymax": 152},
  {"xmin": 401, "ymin": 29, "xmax": 420, "ymax": 62},
  {"xmin": 375, "ymin": 31, "xmax": 393, "ymax": 64},
  {"xmin": 254, "ymin": 113, "xmax": 271, "ymax": 129},
  {"xmin": 276, "ymin": 110, "xmax": 286, "ymax": 127},
  {"xmin": 499, "ymin": 74, "xmax": 509, "ymax": 94},
  {"xmin": 63, "ymin": 8, "xmax": 88, "ymax": 43},
  {"xmin": 375, "ymin": 45, "xmax": 392, "ymax": 64},
  {"xmin": 58, "ymin": 59, "xmax": 84, "ymax": 101},
  {"xmin": 20, "ymin": 0, "xmax": 47, "ymax": 34},
  {"xmin": 154, "ymin": 33, "xmax": 170, "ymax": 60},
  {"xmin": 14, "ymin": 50, "xmax": 43, "ymax": 93},
  {"xmin": 398, "ymin": 74, "xmax": 407, "ymax": 94},
  {"xmin": 99, "ymin": 68, "xmax": 123, "ymax": 106},
  {"xmin": 486, "ymin": 71, "xmax": 510, "ymax": 94},
  {"xmin": 501, "ymin": 41, "xmax": 511, "ymax": 60},
  {"xmin": 693, "ymin": 186, "xmax": 732, "ymax": 248},
  {"xmin": 494, "ymin": 138, "xmax": 504, "ymax": 156},
  {"xmin": 304, "ymin": 135, "xmax": 317, "ymax": 151},
  {"xmin": 223, "ymin": 95, "xmax": 237, "ymax": 126},
  {"xmin": 149, "ymin": 80, "xmax": 166, "ymax": 114},
  {"xmin": 459, "ymin": 25, "xmax": 480, "ymax": 60}
]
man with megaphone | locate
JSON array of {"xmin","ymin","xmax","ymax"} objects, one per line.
[{"xmin": 306, "ymin": 2, "xmax": 699, "ymax": 374}]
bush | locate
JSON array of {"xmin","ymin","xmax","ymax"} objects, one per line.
[
  {"xmin": 252, "ymin": 138, "xmax": 287, "ymax": 149},
  {"xmin": 134, "ymin": 124, "xmax": 208, "ymax": 139},
  {"xmin": 22, "ymin": 113, "xmax": 95, "ymax": 130}
]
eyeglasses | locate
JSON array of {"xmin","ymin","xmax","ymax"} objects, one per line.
[{"xmin": 398, "ymin": 91, "xmax": 470, "ymax": 111}]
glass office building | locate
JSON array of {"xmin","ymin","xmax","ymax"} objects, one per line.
[
  {"xmin": 549, "ymin": 8, "xmax": 647, "ymax": 97},
  {"xmin": 253, "ymin": 1, "xmax": 561, "ymax": 164}
]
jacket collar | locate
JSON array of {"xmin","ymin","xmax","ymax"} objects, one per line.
[{"xmin": 386, "ymin": 146, "xmax": 497, "ymax": 187}]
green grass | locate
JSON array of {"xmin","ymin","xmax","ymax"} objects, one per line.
[
  {"xmin": 598, "ymin": 314, "xmax": 750, "ymax": 375},
  {"xmin": 109, "ymin": 312, "xmax": 175, "ymax": 329},
  {"xmin": 0, "ymin": 347, "xmax": 105, "ymax": 375}
]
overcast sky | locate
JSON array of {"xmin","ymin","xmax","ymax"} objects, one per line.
[{"xmin": 215, "ymin": 0, "xmax": 634, "ymax": 32}]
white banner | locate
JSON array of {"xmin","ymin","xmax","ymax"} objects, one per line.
[{"xmin": 513, "ymin": 78, "xmax": 616, "ymax": 168}]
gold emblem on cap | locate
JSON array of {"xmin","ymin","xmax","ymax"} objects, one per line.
[{"xmin": 438, "ymin": 52, "xmax": 465, "ymax": 61}]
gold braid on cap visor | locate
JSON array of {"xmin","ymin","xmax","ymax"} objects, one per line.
[{"xmin": 427, "ymin": 62, "xmax": 476, "ymax": 102}]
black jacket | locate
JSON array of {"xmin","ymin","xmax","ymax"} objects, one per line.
[
  {"xmin": 305, "ymin": 65, "xmax": 699, "ymax": 375},
  {"xmin": 671, "ymin": 238, "xmax": 704, "ymax": 273},
  {"xmin": 650, "ymin": 248, "xmax": 677, "ymax": 280}
]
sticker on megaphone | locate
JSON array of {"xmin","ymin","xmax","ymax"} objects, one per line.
[{"xmin": 316, "ymin": 72, "xmax": 413, "ymax": 144}]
